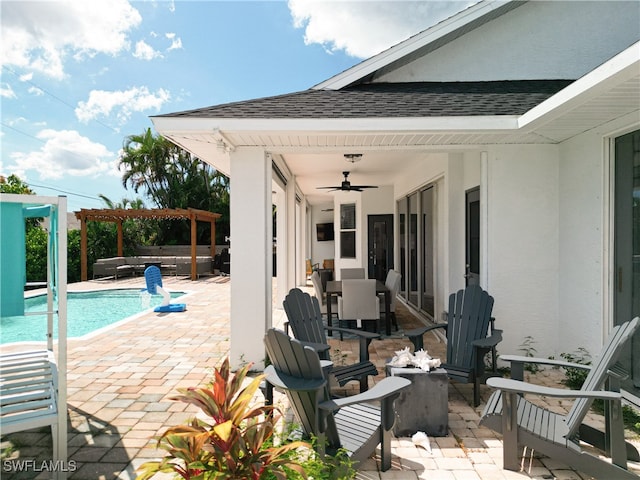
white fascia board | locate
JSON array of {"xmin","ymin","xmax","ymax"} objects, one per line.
[
  {"xmin": 0, "ymin": 193, "xmax": 65, "ymax": 206},
  {"xmin": 518, "ymin": 41, "xmax": 640, "ymax": 130},
  {"xmin": 153, "ymin": 115, "xmax": 519, "ymax": 135},
  {"xmin": 314, "ymin": 0, "xmax": 516, "ymax": 90}
]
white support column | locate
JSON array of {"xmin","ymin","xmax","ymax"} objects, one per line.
[
  {"xmin": 298, "ymin": 199, "xmax": 307, "ymax": 285},
  {"xmin": 230, "ymin": 147, "xmax": 272, "ymax": 370},
  {"xmin": 286, "ymin": 177, "xmax": 297, "ymax": 290},
  {"xmin": 480, "ymin": 151, "xmax": 489, "ymax": 289},
  {"xmin": 56, "ymin": 196, "xmax": 68, "ymax": 479},
  {"xmin": 447, "ymin": 153, "xmax": 465, "ymax": 293},
  {"xmin": 274, "ymin": 184, "xmax": 287, "ymax": 307}
]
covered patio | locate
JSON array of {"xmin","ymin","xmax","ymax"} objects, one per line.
[{"xmin": 150, "ymin": 0, "xmax": 640, "ymax": 413}]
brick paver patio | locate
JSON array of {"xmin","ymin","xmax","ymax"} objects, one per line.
[{"xmin": 1, "ymin": 275, "xmax": 638, "ymax": 479}]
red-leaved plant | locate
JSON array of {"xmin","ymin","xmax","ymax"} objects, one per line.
[{"xmin": 137, "ymin": 358, "xmax": 308, "ymax": 480}]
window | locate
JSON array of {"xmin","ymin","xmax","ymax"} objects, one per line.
[{"xmin": 340, "ymin": 203, "xmax": 356, "ymax": 258}]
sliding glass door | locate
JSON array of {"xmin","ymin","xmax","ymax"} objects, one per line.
[
  {"xmin": 614, "ymin": 129, "xmax": 640, "ymax": 403},
  {"xmin": 397, "ymin": 185, "xmax": 435, "ymax": 318},
  {"xmin": 409, "ymin": 192, "xmax": 419, "ymax": 306},
  {"xmin": 421, "ymin": 187, "xmax": 435, "ymax": 316}
]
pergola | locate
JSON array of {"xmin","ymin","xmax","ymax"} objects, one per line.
[{"xmin": 75, "ymin": 207, "xmax": 221, "ymax": 281}]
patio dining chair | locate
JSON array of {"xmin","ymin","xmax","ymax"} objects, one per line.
[
  {"xmin": 338, "ymin": 279, "xmax": 380, "ymax": 333},
  {"xmin": 306, "ymin": 259, "xmax": 319, "ymax": 279},
  {"xmin": 340, "ymin": 267, "xmax": 366, "ymax": 279},
  {"xmin": 322, "ymin": 258, "xmax": 334, "ymax": 271},
  {"xmin": 379, "ymin": 269, "xmax": 401, "ymax": 331},
  {"xmin": 310, "ymin": 271, "xmax": 338, "ymax": 325}
]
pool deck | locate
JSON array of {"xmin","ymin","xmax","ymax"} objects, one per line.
[{"xmin": 1, "ymin": 275, "xmax": 639, "ymax": 480}]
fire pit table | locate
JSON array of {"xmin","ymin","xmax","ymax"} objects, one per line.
[{"xmin": 385, "ymin": 364, "xmax": 448, "ymax": 437}]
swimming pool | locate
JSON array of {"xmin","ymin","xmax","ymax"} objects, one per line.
[{"xmin": 0, "ymin": 289, "xmax": 186, "ymax": 344}]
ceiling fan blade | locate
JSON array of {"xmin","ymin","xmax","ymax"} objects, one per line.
[{"xmin": 317, "ymin": 171, "xmax": 379, "ymax": 191}]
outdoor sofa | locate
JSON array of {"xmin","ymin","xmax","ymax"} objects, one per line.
[{"xmin": 92, "ymin": 256, "xmax": 212, "ymax": 279}]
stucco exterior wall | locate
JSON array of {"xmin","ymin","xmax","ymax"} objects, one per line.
[
  {"xmin": 558, "ymin": 132, "xmax": 607, "ymax": 355},
  {"xmin": 486, "ymin": 145, "xmax": 560, "ymax": 358},
  {"xmin": 377, "ymin": 1, "xmax": 640, "ymax": 82},
  {"xmin": 481, "ymin": 136, "xmax": 608, "ymax": 359}
]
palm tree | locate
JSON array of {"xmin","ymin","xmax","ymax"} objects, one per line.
[
  {"xmin": 118, "ymin": 128, "xmax": 230, "ymax": 244},
  {"xmin": 97, "ymin": 194, "xmax": 145, "ymax": 210},
  {"xmin": 119, "ymin": 128, "xmax": 174, "ymax": 202}
]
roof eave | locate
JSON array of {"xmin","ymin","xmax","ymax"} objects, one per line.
[
  {"xmin": 151, "ymin": 115, "xmax": 521, "ymax": 135},
  {"xmin": 518, "ymin": 41, "xmax": 640, "ymax": 131}
]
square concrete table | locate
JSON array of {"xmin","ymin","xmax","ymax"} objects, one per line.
[{"xmin": 385, "ymin": 365, "xmax": 448, "ymax": 437}]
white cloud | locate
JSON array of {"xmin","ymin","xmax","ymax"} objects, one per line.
[
  {"xmin": 5, "ymin": 117, "xmax": 28, "ymax": 127},
  {"xmin": 0, "ymin": 0, "xmax": 142, "ymax": 79},
  {"xmin": 75, "ymin": 86, "xmax": 171, "ymax": 124},
  {"xmin": 7, "ymin": 129, "xmax": 118, "ymax": 180},
  {"xmin": 166, "ymin": 33, "xmax": 183, "ymax": 51},
  {"xmin": 1, "ymin": 83, "xmax": 16, "ymax": 98},
  {"xmin": 28, "ymin": 86, "xmax": 44, "ymax": 96},
  {"xmin": 288, "ymin": 0, "xmax": 478, "ymax": 58},
  {"xmin": 133, "ymin": 40, "xmax": 162, "ymax": 60}
]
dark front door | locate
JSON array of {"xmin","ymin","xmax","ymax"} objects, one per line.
[
  {"xmin": 465, "ymin": 187, "xmax": 480, "ymax": 286},
  {"xmin": 614, "ymin": 129, "xmax": 640, "ymax": 404},
  {"xmin": 367, "ymin": 214, "xmax": 393, "ymax": 282}
]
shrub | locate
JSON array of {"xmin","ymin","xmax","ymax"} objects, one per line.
[
  {"xmin": 518, "ymin": 336, "xmax": 540, "ymax": 373},
  {"xmin": 560, "ymin": 348, "xmax": 591, "ymax": 389},
  {"xmin": 137, "ymin": 358, "xmax": 309, "ymax": 480}
]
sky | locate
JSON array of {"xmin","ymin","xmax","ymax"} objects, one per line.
[{"xmin": 1, "ymin": 0, "xmax": 477, "ymax": 213}]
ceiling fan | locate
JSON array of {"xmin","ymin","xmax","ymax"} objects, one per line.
[{"xmin": 317, "ymin": 171, "xmax": 378, "ymax": 192}]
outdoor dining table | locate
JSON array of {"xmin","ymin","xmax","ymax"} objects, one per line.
[{"xmin": 325, "ymin": 279, "xmax": 392, "ymax": 336}]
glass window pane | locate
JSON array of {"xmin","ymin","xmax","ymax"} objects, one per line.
[
  {"xmin": 340, "ymin": 204, "xmax": 356, "ymax": 230},
  {"xmin": 398, "ymin": 199, "xmax": 407, "ymax": 299},
  {"xmin": 409, "ymin": 192, "xmax": 418, "ymax": 307},
  {"xmin": 340, "ymin": 231, "xmax": 356, "ymax": 258},
  {"xmin": 421, "ymin": 187, "xmax": 434, "ymax": 317}
]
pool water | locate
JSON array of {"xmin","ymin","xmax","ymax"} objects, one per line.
[{"xmin": 0, "ymin": 289, "xmax": 185, "ymax": 344}]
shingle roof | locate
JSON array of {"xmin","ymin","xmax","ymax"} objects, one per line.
[{"xmin": 159, "ymin": 80, "xmax": 574, "ymax": 119}]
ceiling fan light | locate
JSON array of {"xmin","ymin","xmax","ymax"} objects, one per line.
[{"xmin": 344, "ymin": 153, "xmax": 362, "ymax": 163}]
